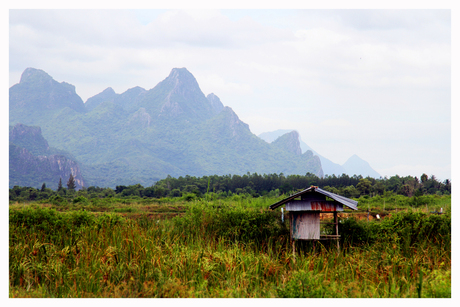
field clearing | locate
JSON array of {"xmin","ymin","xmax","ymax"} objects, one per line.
[{"xmin": 9, "ymin": 195, "xmax": 451, "ymax": 298}]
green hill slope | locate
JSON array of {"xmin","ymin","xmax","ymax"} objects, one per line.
[{"xmin": 9, "ymin": 67, "xmax": 323, "ymax": 188}]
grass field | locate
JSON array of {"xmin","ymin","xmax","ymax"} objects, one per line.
[{"xmin": 9, "ymin": 194, "xmax": 451, "ymax": 298}]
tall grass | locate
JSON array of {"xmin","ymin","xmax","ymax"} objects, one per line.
[{"xmin": 9, "ymin": 199, "xmax": 450, "ymax": 298}]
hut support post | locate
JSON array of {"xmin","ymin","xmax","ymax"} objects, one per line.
[
  {"xmin": 334, "ymin": 211, "xmax": 340, "ymax": 252},
  {"xmin": 292, "ymin": 239, "xmax": 296, "ymax": 263}
]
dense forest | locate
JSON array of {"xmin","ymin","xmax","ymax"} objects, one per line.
[{"xmin": 9, "ymin": 172, "xmax": 451, "ymax": 203}]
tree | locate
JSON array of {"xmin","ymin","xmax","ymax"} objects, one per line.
[
  {"xmin": 443, "ymin": 179, "xmax": 451, "ymax": 194},
  {"xmin": 67, "ymin": 173, "xmax": 76, "ymax": 190},
  {"xmin": 279, "ymin": 182, "xmax": 293, "ymax": 195},
  {"xmin": 372, "ymin": 181, "xmax": 385, "ymax": 195},
  {"xmin": 356, "ymin": 178, "xmax": 372, "ymax": 195},
  {"xmin": 421, "ymin": 173, "xmax": 428, "ymax": 183},
  {"xmin": 399, "ymin": 184, "xmax": 413, "ymax": 197},
  {"xmin": 41, "ymin": 183, "xmax": 46, "ymax": 192},
  {"xmin": 153, "ymin": 186, "xmax": 167, "ymax": 198},
  {"xmin": 342, "ymin": 185, "xmax": 359, "ymax": 198},
  {"xmin": 115, "ymin": 185, "xmax": 127, "ymax": 194},
  {"xmin": 58, "ymin": 178, "xmax": 63, "ymax": 191}
]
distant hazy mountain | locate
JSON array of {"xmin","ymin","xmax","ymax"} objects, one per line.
[
  {"xmin": 259, "ymin": 130, "xmax": 296, "ymax": 144},
  {"xmin": 9, "ymin": 67, "xmax": 323, "ymax": 188},
  {"xmin": 272, "ymin": 131, "xmax": 302, "ymax": 156},
  {"xmin": 10, "ymin": 68, "xmax": 86, "ymax": 122},
  {"xmin": 84, "ymin": 87, "xmax": 117, "ymax": 112},
  {"xmin": 258, "ymin": 129, "xmax": 380, "ymax": 178},
  {"xmin": 9, "ymin": 123, "xmax": 86, "ymax": 189},
  {"xmin": 206, "ymin": 93, "xmax": 225, "ymax": 115},
  {"xmin": 317, "ymin": 156, "xmax": 348, "ymax": 177},
  {"xmin": 258, "ymin": 130, "xmax": 345, "ymax": 176},
  {"xmin": 342, "ymin": 154, "xmax": 381, "ymax": 178}
]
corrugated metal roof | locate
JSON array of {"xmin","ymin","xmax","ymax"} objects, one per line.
[{"xmin": 269, "ymin": 186, "xmax": 358, "ymax": 211}]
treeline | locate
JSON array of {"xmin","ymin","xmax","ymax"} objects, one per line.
[
  {"xmin": 150, "ymin": 172, "xmax": 450, "ymax": 198},
  {"xmin": 9, "ymin": 172, "xmax": 450, "ymax": 203}
]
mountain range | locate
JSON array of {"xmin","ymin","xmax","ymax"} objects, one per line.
[
  {"xmin": 258, "ymin": 130, "xmax": 380, "ymax": 178},
  {"xmin": 9, "ymin": 67, "xmax": 325, "ymax": 189}
]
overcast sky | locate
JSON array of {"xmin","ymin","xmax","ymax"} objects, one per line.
[{"xmin": 8, "ymin": 8, "xmax": 452, "ymax": 181}]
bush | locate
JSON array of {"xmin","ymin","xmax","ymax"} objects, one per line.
[
  {"xmin": 337, "ymin": 211, "xmax": 451, "ymax": 249},
  {"xmin": 10, "ymin": 207, "xmax": 94, "ymax": 229},
  {"xmin": 338, "ymin": 217, "xmax": 375, "ymax": 245},
  {"xmin": 49, "ymin": 195, "xmax": 66, "ymax": 205},
  {"xmin": 73, "ymin": 196, "xmax": 88, "ymax": 204},
  {"xmin": 378, "ymin": 211, "xmax": 450, "ymax": 246},
  {"xmin": 173, "ymin": 202, "xmax": 288, "ymax": 244},
  {"xmin": 170, "ymin": 188, "xmax": 182, "ymax": 197},
  {"xmin": 10, "ymin": 207, "xmax": 125, "ymax": 234},
  {"xmin": 182, "ymin": 193, "xmax": 197, "ymax": 202},
  {"xmin": 94, "ymin": 213, "xmax": 126, "ymax": 229}
]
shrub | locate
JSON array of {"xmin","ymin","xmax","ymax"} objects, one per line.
[
  {"xmin": 378, "ymin": 211, "xmax": 450, "ymax": 247},
  {"xmin": 49, "ymin": 195, "xmax": 66, "ymax": 205},
  {"xmin": 338, "ymin": 217, "xmax": 375, "ymax": 245},
  {"xmin": 173, "ymin": 202, "xmax": 288, "ymax": 244},
  {"xmin": 182, "ymin": 193, "xmax": 197, "ymax": 202},
  {"xmin": 73, "ymin": 196, "xmax": 88, "ymax": 204},
  {"xmin": 337, "ymin": 211, "xmax": 451, "ymax": 249},
  {"xmin": 9, "ymin": 207, "xmax": 97, "ymax": 246}
]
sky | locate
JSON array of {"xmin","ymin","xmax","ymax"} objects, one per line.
[{"xmin": 8, "ymin": 5, "xmax": 453, "ymax": 181}]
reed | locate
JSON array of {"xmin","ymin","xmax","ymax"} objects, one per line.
[{"xmin": 9, "ymin": 198, "xmax": 450, "ymax": 298}]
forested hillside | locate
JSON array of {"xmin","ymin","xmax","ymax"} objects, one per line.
[{"xmin": 9, "ymin": 68, "xmax": 322, "ymax": 188}]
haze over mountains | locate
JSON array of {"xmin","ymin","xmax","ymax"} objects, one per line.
[
  {"xmin": 258, "ymin": 130, "xmax": 380, "ymax": 178},
  {"xmin": 9, "ymin": 123, "xmax": 86, "ymax": 189},
  {"xmin": 10, "ymin": 67, "xmax": 329, "ymax": 189}
]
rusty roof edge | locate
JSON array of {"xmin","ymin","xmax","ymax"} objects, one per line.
[{"xmin": 315, "ymin": 187, "xmax": 358, "ymax": 210}]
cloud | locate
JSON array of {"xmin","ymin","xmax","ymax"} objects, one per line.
[
  {"xmin": 377, "ymin": 164, "xmax": 451, "ymax": 182},
  {"xmin": 240, "ymin": 115, "xmax": 317, "ymax": 136},
  {"xmin": 8, "ymin": 9, "xmax": 451, "ymax": 180},
  {"xmin": 9, "ymin": 9, "xmax": 296, "ymax": 99},
  {"xmin": 196, "ymin": 73, "xmax": 252, "ymax": 97}
]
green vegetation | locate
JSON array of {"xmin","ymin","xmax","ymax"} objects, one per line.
[
  {"xmin": 9, "ymin": 171, "xmax": 451, "ymax": 297},
  {"xmin": 9, "ymin": 195, "xmax": 450, "ymax": 298},
  {"xmin": 9, "ymin": 172, "xmax": 450, "ymax": 204}
]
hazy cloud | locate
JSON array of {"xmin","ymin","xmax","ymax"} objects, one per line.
[{"xmin": 8, "ymin": 9, "xmax": 451, "ymax": 180}]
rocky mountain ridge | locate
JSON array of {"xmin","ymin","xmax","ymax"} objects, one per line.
[
  {"xmin": 9, "ymin": 67, "xmax": 323, "ymax": 188},
  {"xmin": 9, "ymin": 123, "xmax": 86, "ymax": 189},
  {"xmin": 258, "ymin": 129, "xmax": 380, "ymax": 178}
]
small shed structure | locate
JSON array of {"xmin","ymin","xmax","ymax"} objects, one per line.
[{"xmin": 269, "ymin": 186, "xmax": 358, "ymax": 242}]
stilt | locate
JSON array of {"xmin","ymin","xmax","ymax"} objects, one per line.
[
  {"xmin": 292, "ymin": 239, "xmax": 296, "ymax": 263},
  {"xmin": 334, "ymin": 211, "xmax": 340, "ymax": 252}
]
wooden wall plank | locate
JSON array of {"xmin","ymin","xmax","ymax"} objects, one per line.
[{"xmin": 290, "ymin": 212, "xmax": 320, "ymax": 240}]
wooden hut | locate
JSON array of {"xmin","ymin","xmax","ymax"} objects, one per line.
[{"xmin": 269, "ymin": 186, "xmax": 358, "ymax": 251}]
